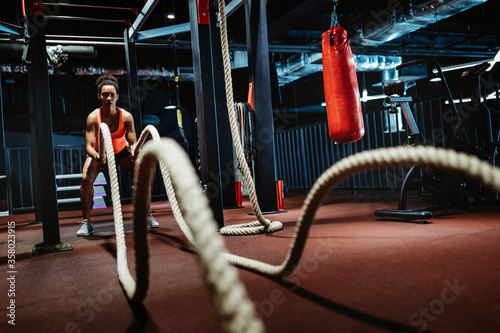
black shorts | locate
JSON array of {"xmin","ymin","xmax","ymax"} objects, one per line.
[{"xmin": 114, "ymin": 146, "xmax": 131, "ymax": 161}]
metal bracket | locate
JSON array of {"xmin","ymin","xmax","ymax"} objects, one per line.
[
  {"xmin": 29, "ymin": 0, "xmax": 44, "ymax": 16},
  {"xmin": 197, "ymin": 0, "xmax": 209, "ymax": 25}
]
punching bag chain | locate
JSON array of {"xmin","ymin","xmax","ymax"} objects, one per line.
[{"xmin": 330, "ymin": 0, "xmax": 339, "ymax": 28}]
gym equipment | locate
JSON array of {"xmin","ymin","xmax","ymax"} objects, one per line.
[
  {"xmin": 375, "ymin": 60, "xmax": 500, "ymax": 222},
  {"xmin": 234, "ymin": 102, "xmax": 256, "ymax": 176},
  {"xmin": 97, "ymin": 123, "xmax": 264, "ymax": 332},
  {"xmin": 321, "ymin": 0, "xmax": 363, "ymax": 143},
  {"xmin": 98, "ymin": 3, "xmax": 500, "ymax": 331},
  {"xmin": 105, "ymin": 124, "xmax": 500, "ymax": 331},
  {"xmin": 374, "ymin": 80, "xmax": 435, "ymax": 221},
  {"xmin": 97, "ymin": 122, "xmax": 500, "ymax": 332},
  {"xmin": 322, "ymin": 26, "xmax": 364, "ymax": 143},
  {"xmin": 217, "ymin": 0, "xmax": 283, "ymax": 234},
  {"xmin": 450, "ymin": 62, "xmax": 500, "ymax": 204},
  {"xmin": 451, "ymin": 62, "xmax": 500, "ymax": 161}
]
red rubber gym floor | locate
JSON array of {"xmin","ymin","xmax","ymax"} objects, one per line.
[{"xmin": 1, "ymin": 193, "xmax": 499, "ymax": 333}]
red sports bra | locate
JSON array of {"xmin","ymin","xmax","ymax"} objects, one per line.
[{"xmin": 94, "ymin": 108, "xmax": 128, "ymax": 154}]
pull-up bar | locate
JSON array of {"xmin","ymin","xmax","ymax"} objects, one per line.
[
  {"xmin": 45, "ymin": 15, "xmax": 130, "ymax": 25},
  {"xmin": 43, "ymin": 2, "xmax": 139, "ymax": 15}
]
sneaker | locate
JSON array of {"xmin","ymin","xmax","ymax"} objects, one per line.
[
  {"xmin": 147, "ymin": 215, "xmax": 160, "ymax": 229},
  {"xmin": 77, "ymin": 220, "xmax": 94, "ymax": 237}
]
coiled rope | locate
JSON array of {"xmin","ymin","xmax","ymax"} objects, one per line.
[
  {"xmin": 217, "ymin": 0, "xmax": 283, "ymax": 235},
  {"xmin": 98, "ymin": 124, "xmax": 264, "ymax": 333}
]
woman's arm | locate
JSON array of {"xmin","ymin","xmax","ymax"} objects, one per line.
[
  {"xmin": 85, "ymin": 111, "xmax": 102, "ymax": 161},
  {"xmin": 123, "ymin": 110, "xmax": 138, "ymax": 158}
]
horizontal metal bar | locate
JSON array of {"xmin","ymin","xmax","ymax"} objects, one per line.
[
  {"xmin": 273, "ymin": 105, "xmax": 326, "ymax": 114},
  {"xmin": 0, "ymin": 20, "xmax": 22, "ymax": 35},
  {"xmin": 228, "ymin": 43, "xmax": 499, "ymax": 57},
  {"xmin": 129, "ymin": 0, "xmax": 160, "ymax": 42},
  {"xmin": 2, "ymin": 32, "xmax": 494, "ymax": 59},
  {"xmin": 45, "ymin": 15, "xmax": 127, "ymax": 24},
  {"xmin": 55, "ymin": 174, "xmax": 82, "ymax": 179},
  {"xmin": 42, "ymin": 38, "xmax": 192, "ymax": 49},
  {"xmin": 437, "ymin": 57, "xmax": 499, "ymax": 73},
  {"xmin": 47, "ymin": 34, "xmax": 124, "ymax": 41},
  {"xmin": 56, "ymin": 185, "xmax": 81, "ymax": 192},
  {"xmin": 226, "ymin": 0, "xmax": 246, "ymax": 17},
  {"xmin": 46, "ymin": 39, "xmax": 125, "ymax": 46},
  {"xmin": 57, "ymin": 198, "xmax": 81, "ymax": 204},
  {"xmin": 387, "ymin": 97, "xmax": 413, "ymax": 103},
  {"xmin": 135, "ymin": 22, "xmax": 191, "ymax": 41},
  {"xmin": 43, "ymin": 2, "xmax": 135, "ymax": 12},
  {"xmin": 350, "ymin": 46, "xmax": 497, "ymax": 59}
]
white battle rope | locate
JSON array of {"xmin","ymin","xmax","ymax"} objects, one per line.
[
  {"xmin": 98, "ymin": 124, "xmax": 264, "ymax": 333},
  {"xmin": 136, "ymin": 125, "xmax": 196, "ymax": 245},
  {"xmin": 100, "ymin": 123, "xmax": 500, "ymax": 332},
  {"xmin": 95, "ymin": 3, "xmax": 500, "ymax": 329},
  {"xmin": 221, "ymin": 146, "xmax": 500, "ymax": 277},
  {"xmin": 217, "ymin": 0, "xmax": 283, "ymax": 235}
]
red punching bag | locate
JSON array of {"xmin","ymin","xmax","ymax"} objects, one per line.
[{"xmin": 322, "ymin": 26, "xmax": 364, "ymax": 143}]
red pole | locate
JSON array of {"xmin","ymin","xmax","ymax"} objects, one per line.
[
  {"xmin": 235, "ymin": 181, "xmax": 243, "ymax": 207},
  {"xmin": 276, "ymin": 180, "xmax": 284, "ymax": 211}
]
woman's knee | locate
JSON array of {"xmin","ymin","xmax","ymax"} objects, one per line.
[
  {"xmin": 81, "ymin": 160, "xmax": 100, "ymax": 187},
  {"xmin": 81, "ymin": 173, "xmax": 95, "ymax": 189}
]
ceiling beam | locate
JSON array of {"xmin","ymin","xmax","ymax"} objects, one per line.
[
  {"xmin": 226, "ymin": 0, "xmax": 246, "ymax": 17},
  {"xmin": 43, "ymin": 2, "xmax": 137, "ymax": 13},
  {"xmin": 0, "ymin": 38, "xmax": 492, "ymax": 58},
  {"xmin": 0, "ymin": 21, "xmax": 22, "ymax": 36},
  {"xmin": 135, "ymin": 22, "xmax": 191, "ymax": 41},
  {"xmin": 128, "ymin": 0, "xmax": 160, "ymax": 42}
]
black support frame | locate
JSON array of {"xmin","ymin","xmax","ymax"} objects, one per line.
[
  {"xmin": 124, "ymin": 28, "xmax": 143, "ymax": 136},
  {"xmin": 0, "ymin": 70, "xmax": 7, "ymax": 214},
  {"xmin": 245, "ymin": 0, "xmax": 278, "ymax": 212},
  {"xmin": 27, "ymin": 0, "xmax": 71, "ymax": 253},
  {"xmin": 188, "ymin": 0, "xmax": 225, "ymax": 227},
  {"xmin": 210, "ymin": 9, "xmax": 237, "ymax": 210}
]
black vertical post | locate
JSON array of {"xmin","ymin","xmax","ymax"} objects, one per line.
[
  {"xmin": 209, "ymin": 9, "xmax": 236, "ymax": 209},
  {"xmin": 188, "ymin": 0, "xmax": 224, "ymax": 227},
  {"xmin": 0, "ymin": 71, "xmax": 8, "ymax": 215},
  {"xmin": 27, "ymin": 64, "xmax": 44, "ymax": 224},
  {"xmin": 0, "ymin": 71, "xmax": 4, "ymax": 175},
  {"xmin": 27, "ymin": 0, "xmax": 71, "ymax": 252},
  {"xmin": 124, "ymin": 29, "xmax": 143, "ymax": 136},
  {"xmin": 246, "ymin": 0, "xmax": 278, "ymax": 212}
]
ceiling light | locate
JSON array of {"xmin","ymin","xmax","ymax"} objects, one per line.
[
  {"xmin": 167, "ymin": 14, "xmax": 175, "ymax": 20},
  {"xmin": 164, "ymin": 105, "xmax": 176, "ymax": 109}
]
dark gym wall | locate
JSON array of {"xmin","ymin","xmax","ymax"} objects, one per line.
[{"xmin": 0, "ymin": 74, "xmax": 197, "ymax": 149}]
